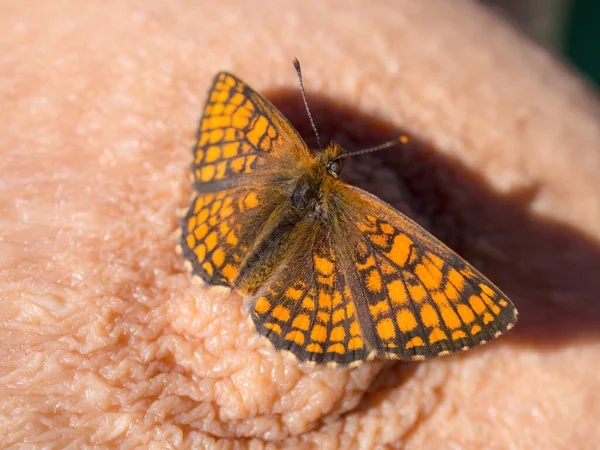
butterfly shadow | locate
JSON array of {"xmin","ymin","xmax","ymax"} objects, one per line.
[{"xmin": 264, "ymin": 87, "xmax": 600, "ymax": 387}]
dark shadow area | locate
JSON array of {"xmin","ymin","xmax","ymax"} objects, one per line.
[{"xmin": 264, "ymin": 87, "xmax": 600, "ymax": 352}]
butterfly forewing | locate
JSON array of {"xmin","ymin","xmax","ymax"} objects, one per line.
[
  {"xmin": 334, "ymin": 185, "xmax": 518, "ymax": 360},
  {"xmin": 192, "ymin": 72, "xmax": 309, "ymax": 192}
]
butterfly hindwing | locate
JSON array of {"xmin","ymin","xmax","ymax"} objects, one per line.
[
  {"xmin": 181, "ymin": 186, "xmax": 285, "ymax": 287},
  {"xmin": 249, "ymin": 225, "xmax": 371, "ymax": 366}
]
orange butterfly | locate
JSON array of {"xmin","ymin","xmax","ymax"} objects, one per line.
[{"xmin": 178, "ymin": 60, "xmax": 517, "ymax": 367}]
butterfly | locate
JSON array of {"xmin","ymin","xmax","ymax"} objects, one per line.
[{"xmin": 178, "ymin": 59, "xmax": 517, "ymax": 367}]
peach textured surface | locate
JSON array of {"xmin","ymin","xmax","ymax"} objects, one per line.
[{"xmin": 1, "ymin": 0, "xmax": 600, "ymax": 448}]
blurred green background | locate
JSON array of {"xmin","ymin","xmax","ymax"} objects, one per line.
[{"xmin": 482, "ymin": 0, "xmax": 600, "ymax": 87}]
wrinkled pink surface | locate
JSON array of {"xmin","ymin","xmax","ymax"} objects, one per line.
[{"xmin": 2, "ymin": 1, "xmax": 600, "ymax": 448}]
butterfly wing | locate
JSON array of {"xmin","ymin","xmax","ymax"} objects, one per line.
[
  {"xmin": 337, "ymin": 185, "xmax": 518, "ymax": 361},
  {"xmin": 249, "ymin": 183, "xmax": 517, "ymax": 365},
  {"xmin": 192, "ymin": 72, "xmax": 309, "ymax": 192},
  {"xmin": 181, "ymin": 72, "xmax": 310, "ymax": 286},
  {"xmin": 249, "ymin": 221, "xmax": 371, "ymax": 366},
  {"xmin": 180, "ymin": 188, "xmax": 267, "ymax": 286}
]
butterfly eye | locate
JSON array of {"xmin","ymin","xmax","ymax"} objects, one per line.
[{"xmin": 327, "ymin": 160, "xmax": 342, "ymax": 177}]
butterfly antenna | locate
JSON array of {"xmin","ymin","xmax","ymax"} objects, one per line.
[
  {"xmin": 337, "ymin": 135, "xmax": 410, "ymax": 160},
  {"xmin": 293, "ymin": 57, "xmax": 323, "ymax": 151}
]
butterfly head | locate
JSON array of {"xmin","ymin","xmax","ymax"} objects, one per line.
[
  {"xmin": 288, "ymin": 141, "xmax": 344, "ymax": 220},
  {"xmin": 321, "ymin": 141, "xmax": 344, "ymax": 179}
]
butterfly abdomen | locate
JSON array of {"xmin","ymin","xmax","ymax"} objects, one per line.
[{"xmin": 233, "ymin": 200, "xmax": 304, "ymax": 294}]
